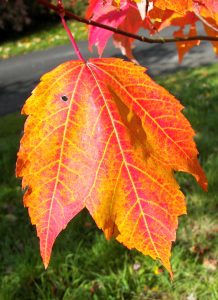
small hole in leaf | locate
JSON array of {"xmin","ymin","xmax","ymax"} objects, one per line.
[{"xmin": 61, "ymin": 95, "xmax": 68, "ymax": 102}]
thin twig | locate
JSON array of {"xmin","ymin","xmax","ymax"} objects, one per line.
[{"xmin": 38, "ymin": 0, "xmax": 218, "ymax": 44}]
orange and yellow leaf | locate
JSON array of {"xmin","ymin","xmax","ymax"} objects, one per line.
[{"xmin": 16, "ymin": 58, "xmax": 207, "ymax": 273}]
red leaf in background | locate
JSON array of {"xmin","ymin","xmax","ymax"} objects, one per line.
[
  {"xmin": 174, "ymin": 26, "xmax": 200, "ymax": 62},
  {"xmin": 87, "ymin": 0, "xmax": 129, "ymax": 55},
  {"xmin": 113, "ymin": 4, "xmax": 147, "ymax": 60}
]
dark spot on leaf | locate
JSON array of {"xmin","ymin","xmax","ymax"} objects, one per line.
[{"xmin": 61, "ymin": 95, "xmax": 68, "ymax": 102}]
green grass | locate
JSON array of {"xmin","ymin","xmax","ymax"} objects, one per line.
[
  {"xmin": 0, "ymin": 21, "xmax": 87, "ymax": 59},
  {"xmin": 0, "ymin": 63, "xmax": 218, "ymax": 300}
]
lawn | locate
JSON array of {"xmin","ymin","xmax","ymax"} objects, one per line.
[
  {"xmin": 0, "ymin": 63, "xmax": 217, "ymax": 300},
  {"xmin": 0, "ymin": 20, "xmax": 87, "ymax": 59}
]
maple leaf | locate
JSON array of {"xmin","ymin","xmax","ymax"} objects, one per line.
[
  {"xmin": 16, "ymin": 58, "xmax": 207, "ymax": 274},
  {"xmin": 174, "ymin": 25, "xmax": 200, "ymax": 62},
  {"xmin": 113, "ymin": 4, "xmax": 147, "ymax": 60},
  {"xmin": 87, "ymin": 0, "xmax": 129, "ymax": 55}
]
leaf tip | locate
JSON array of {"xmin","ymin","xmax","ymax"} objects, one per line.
[
  {"xmin": 200, "ymin": 179, "xmax": 208, "ymax": 192},
  {"xmin": 169, "ymin": 269, "xmax": 174, "ymax": 281},
  {"xmin": 196, "ymin": 166, "xmax": 208, "ymax": 191},
  {"xmin": 42, "ymin": 253, "xmax": 51, "ymax": 270},
  {"xmin": 43, "ymin": 261, "xmax": 49, "ymax": 270}
]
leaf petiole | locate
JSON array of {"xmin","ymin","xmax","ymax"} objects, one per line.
[{"xmin": 58, "ymin": 0, "xmax": 86, "ymax": 62}]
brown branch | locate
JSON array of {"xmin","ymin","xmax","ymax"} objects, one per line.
[{"xmin": 38, "ymin": 0, "xmax": 218, "ymax": 44}]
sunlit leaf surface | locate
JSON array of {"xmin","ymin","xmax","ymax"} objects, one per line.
[{"xmin": 17, "ymin": 58, "xmax": 207, "ymax": 274}]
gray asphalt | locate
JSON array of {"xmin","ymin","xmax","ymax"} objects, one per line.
[{"xmin": 0, "ymin": 34, "xmax": 217, "ymax": 116}]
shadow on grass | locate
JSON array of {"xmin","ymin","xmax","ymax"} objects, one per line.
[{"xmin": 0, "ymin": 64, "xmax": 217, "ymax": 300}]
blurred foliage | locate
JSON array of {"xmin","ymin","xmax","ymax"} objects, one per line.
[
  {"xmin": 0, "ymin": 0, "xmax": 88, "ymax": 37},
  {"xmin": 0, "ymin": 0, "xmax": 30, "ymax": 32}
]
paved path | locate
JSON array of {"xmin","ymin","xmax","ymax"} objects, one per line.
[{"xmin": 0, "ymin": 36, "xmax": 217, "ymax": 116}]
